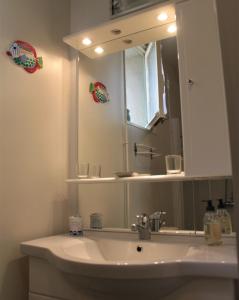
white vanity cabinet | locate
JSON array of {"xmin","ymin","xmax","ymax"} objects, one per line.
[
  {"xmin": 29, "ymin": 294, "xmax": 59, "ymax": 300},
  {"xmin": 176, "ymin": 0, "xmax": 232, "ymax": 177}
]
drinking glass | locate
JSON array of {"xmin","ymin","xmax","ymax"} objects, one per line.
[
  {"xmin": 78, "ymin": 163, "xmax": 89, "ymax": 178},
  {"xmin": 165, "ymin": 155, "xmax": 182, "ymax": 174},
  {"xmin": 89, "ymin": 164, "xmax": 101, "ymax": 178}
]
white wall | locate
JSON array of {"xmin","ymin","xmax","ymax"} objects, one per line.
[
  {"xmin": 0, "ymin": 0, "xmax": 70, "ymax": 299},
  {"xmin": 216, "ymin": 1, "xmax": 239, "ymax": 293},
  {"xmin": 71, "ymin": 0, "xmax": 111, "ymax": 32},
  {"xmin": 71, "ymin": 0, "xmax": 126, "ymax": 228}
]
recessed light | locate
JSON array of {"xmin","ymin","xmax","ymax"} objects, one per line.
[
  {"xmin": 82, "ymin": 38, "xmax": 92, "ymax": 46},
  {"xmin": 123, "ymin": 39, "xmax": 133, "ymax": 44},
  {"xmin": 94, "ymin": 47, "xmax": 104, "ymax": 54},
  {"xmin": 157, "ymin": 12, "xmax": 168, "ymax": 21},
  {"xmin": 111, "ymin": 29, "xmax": 122, "ymax": 35},
  {"xmin": 167, "ymin": 24, "xmax": 177, "ymax": 33}
]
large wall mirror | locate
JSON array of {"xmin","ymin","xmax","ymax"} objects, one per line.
[
  {"xmin": 76, "ymin": 11, "xmax": 235, "ymax": 234},
  {"xmin": 123, "ymin": 36, "xmax": 234, "ymax": 232}
]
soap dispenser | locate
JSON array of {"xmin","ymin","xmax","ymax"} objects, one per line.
[
  {"xmin": 203, "ymin": 200, "xmax": 222, "ymax": 246},
  {"xmin": 217, "ymin": 199, "xmax": 232, "ymax": 234}
]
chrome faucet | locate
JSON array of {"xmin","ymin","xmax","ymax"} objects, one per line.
[
  {"xmin": 131, "ymin": 213, "xmax": 151, "ymax": 240},
  {"xmin": 149, "ymin": 211, "xmax": 167, "ymax": 232}
]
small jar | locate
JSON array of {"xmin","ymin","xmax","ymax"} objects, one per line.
[{"xmin": 90, "ymin": 213, "xmax": 103, "ymax": 229}]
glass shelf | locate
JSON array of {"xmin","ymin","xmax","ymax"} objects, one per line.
[{"xmin": 66, "ymin": 173, "xmax": 231, "ymax": 184}]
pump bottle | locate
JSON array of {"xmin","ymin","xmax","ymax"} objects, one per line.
[
  {"xmin": 217, "ymin": 199, "xmax": 232, "ymax": 235},
  {"xmin": 203, "ymin": 200, "xmax": 222, "ymax": 246}
]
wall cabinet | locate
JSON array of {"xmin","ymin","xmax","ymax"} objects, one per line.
[{"xmin": 176, "ymin": 0, "xmax": 232, "ymax": 177}]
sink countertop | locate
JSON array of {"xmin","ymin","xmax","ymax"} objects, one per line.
[{"xmin": 21, "ymin": 232, "xmax": 238, "ymax": 280}]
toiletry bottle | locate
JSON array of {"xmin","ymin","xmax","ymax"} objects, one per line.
[
  {"xmin": 217, "ymin": 199, "xmax": 232, "ymax": 234},
  {"xmin": 203, "ymin": 200, "xmax": 222, "ymax": 246},
  {"xmin": 69, "ymin": 215, "xmax": 83, "ymax": 235}
]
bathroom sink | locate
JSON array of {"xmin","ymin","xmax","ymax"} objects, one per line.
[
  {"xmin": 21, "ymin": 231, "xmax": 238, "ymax": 280},
  {"xmin": 63, "ymin": 238, "xmax": 189, "ymax": 263},
  {"xmin": 21, "ymin": 231, "xmax": 238, "ymax": 299}
]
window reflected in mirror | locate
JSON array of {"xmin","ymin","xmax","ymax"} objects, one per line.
[{"xmin": 125, "ymin": 37, "xmax": 178, "ymax": 130}]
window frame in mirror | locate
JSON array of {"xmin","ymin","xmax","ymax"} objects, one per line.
[{"xmin": 124, "ymin": 40, "xmax": 168, "ymax": 131}]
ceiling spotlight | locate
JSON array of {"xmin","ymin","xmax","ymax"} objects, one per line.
[
  {"xmin": 111, "ymin": 29, "xmax": 122, "ymax": 35},
  {"xmin": 157, "ymin": 12, "xmax": 168, "ymax": 21},
  {"xmin": 167, "ymin": 24, "xmax": 177, "ymax": 33},
  {"xmin": 123, "ymin": 39, "xmax": 133, "ymax": 44},
  {"xmin": 94, "ymin": 47, "xmax": 104, "ymax": 54},
  {"xmin": 82, "ymin": 38, "xmax": 92, "ymax": 46}
]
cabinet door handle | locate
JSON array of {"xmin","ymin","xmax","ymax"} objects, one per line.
[{"xmin": 186, "ymin": 79, "xmax": 194, "ymax": 86}]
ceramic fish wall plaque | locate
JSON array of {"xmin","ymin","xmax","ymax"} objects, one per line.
[
  {"xmin": 6, "ymin": 40, "xmax": 43, "ymax": 73},
  {"xmin": 89, "ymin": 82, "xmax": 110, "ymax": 104}
]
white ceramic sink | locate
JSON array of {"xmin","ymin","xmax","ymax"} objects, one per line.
[
  {"xmin": 21, "ymin": 231, "xmax": 238, "ymax": 280},
  {"xmin": 63, "ymin": 238, "xmax": 189, "ymax": 263}
]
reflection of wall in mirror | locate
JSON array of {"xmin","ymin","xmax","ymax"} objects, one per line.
[
  {"xmin": 112, "ymin": 0, "xmax": 169, "ymax": 15},
  {"xmin": 71, "ymin": 0, "xmax": 126, "ymax": 228},
  {"xmin": 127, "ymin": 37, "xmax": 184, "ymax": 228}
]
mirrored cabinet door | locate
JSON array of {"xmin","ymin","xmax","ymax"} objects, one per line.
[{"xmin": 176, "ymin": 0, "xmax": 232, "ymax": 177}]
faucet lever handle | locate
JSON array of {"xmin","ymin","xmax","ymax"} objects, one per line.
[
  {"xmin": 131, "ymin": 224, "xmax": 138, "ymax": 231},
  {"xmin": 136, "ymin": 214, "xmax": 143, "ymax": 226}
]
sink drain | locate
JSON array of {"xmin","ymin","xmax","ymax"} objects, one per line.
[{"xmin": 137, "ymin": 246, "xmax": 143, "ymax": 252}]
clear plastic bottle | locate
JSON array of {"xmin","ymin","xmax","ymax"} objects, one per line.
[
  {"xmin": 69, "ymin": 215, "xmax": 83, "ymax": 235},
  {"xmin": 217, "ymin": 199, "xmax": 232, "ymax": 235},
  {"xmin": 203, "ymin": 200, "xmax": 222, "ymax": 246}
]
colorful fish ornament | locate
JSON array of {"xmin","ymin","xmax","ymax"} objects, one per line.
[
  {"xmin": 6, "ymin": 40, "xmax": 43, "ymax": 73},
  {"xmin": 89, "ymin": 82, "xmax": 110, "ymax": 104}
]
